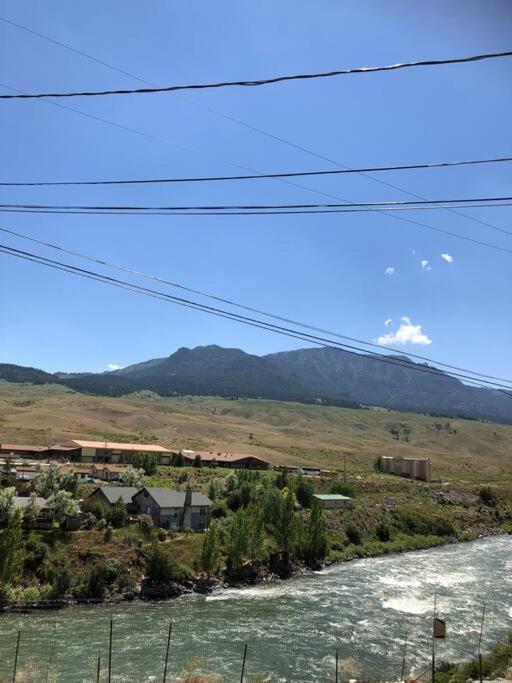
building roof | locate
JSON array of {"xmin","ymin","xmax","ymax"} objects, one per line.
[
  {"xmin": 72, "ymin": 439, "xmax": 170, "ymax": 453},
  {"xmin": 90, "ymin": 487, "xmax": 140, "ymax": 504},
  {"xmin": 182, "ymin": 450, "xmax": 269, "ymax": 465},
  {"xmin": 14, "ymin": 496, "xmax": 48, "ymax": 509},
  {"xmin": 134, "ymin": 487, "xmax": 212, "ymax": 508},
  {"xmin": 92, "ymin": 464, "xmax": 127, "ymax": 473},
  {"xmin": 313, "ymin": 494, "xmax": 352, "ymax": 501},
  {"xmin": 0, "ymin": 444, "xmax": 50, "ymax": 452}
]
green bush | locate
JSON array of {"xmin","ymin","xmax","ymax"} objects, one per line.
[
  {"xmin": 211, "ymin": 500, "xmax": 227, "ymax": 518},
  {"xmin": 146, "ymin": 545, "xmax": 193, "ymax": 585},
  {"xmin": 295, "ymin": 476, "xmax": 315, "ymax": 508},
  {"xmin": 376, "ymin": 523, "xmax": 391, "ymax": 542},
  {"xmin": 330, "ymin": 482, "xmax": 355, "ymax": 497},
  {"xmin": 479, "ymin": 487, "xmax": 498, "ymax": 507},
  {"xmin": 346, "ymin": 525, "xmax": 362, "ymax": 545},
  {"xmin": 24, "ymin": 539, "xmax": 49, "ymax": 572}
]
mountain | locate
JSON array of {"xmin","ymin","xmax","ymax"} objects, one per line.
[
  {"xmin": 1, "ymin": 344, "xmax": 511, "ymax": 423},
  {"xmin": 265, "ymin": 347, "xmax": 512, "ymax": 422},
  {"xmin": 110, "ymin": 345, "xmax": 354, "ymax": 404}
]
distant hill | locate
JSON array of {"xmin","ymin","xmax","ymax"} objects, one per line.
[{"xmin": 2, "ymin": 343, "xmax": 511, "ymax": 423}]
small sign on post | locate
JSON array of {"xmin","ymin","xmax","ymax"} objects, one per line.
[{"xmin": 434, "ymin": 617, "xmax": 446, "ymax": 639}]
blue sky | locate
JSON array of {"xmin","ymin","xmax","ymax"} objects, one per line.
[{"xmin": 0, "ymin": 0, "xmax": 511, "ymax": 376}]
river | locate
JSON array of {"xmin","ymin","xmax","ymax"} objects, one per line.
[{"xmin": 0, "ymin": 536, "xmax": 510, "ymax": 682}]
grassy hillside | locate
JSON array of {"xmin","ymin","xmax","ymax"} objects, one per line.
[{"xmin": 1, "ymin": 381, "xmax": 511, "ymax": 481}]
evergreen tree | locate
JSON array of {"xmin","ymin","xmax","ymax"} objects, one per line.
[
  {"xmin": 201, "ymin": 522, "xmax": 220, "ymax": 577},
  {"xmin": 193, "ymin": 455, "xmax": 203, "ymax": 468},
  {"xmin": 0, "ymin": 507, "xmax": 24, "ymax": 584}
]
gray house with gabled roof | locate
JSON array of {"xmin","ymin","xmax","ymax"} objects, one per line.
[
  {"xmin": 87, "ymin": 486, "xmax": 140, "ymax": 513},
  {"xmin": 133, "ymin": 486, "xmax": 211, "ymax": 530}
]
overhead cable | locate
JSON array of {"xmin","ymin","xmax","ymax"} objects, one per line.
[
  {"xmin": 1, "ymin": 51, "xmax": 511, "ymax": 100},
  {"xmin": 1, "ymin": 223, "xmax": 510, "ymax": 386},
  {"xmin": 1, "ymin": 241, "xmax": 512, "ymax": 396}
]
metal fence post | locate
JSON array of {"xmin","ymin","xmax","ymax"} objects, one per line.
[
  {"xmin": 96, "ymin": 653, "xmax": 101, "ymax": 683},
  {"xmin": 12, "ymin": 630, "xmax": 21, "ymax": 683},
  {"xmin": 335, "ymin": 649, "xmax": 339, "ymax": 683},
  {"xmin": 163, "ymin": 621, "xmax": 172, "ymax": 683},
  {"xmin": 239, "ymin": 644, "xmax": 248, "ymax": 683},
  {"xmin": 108, "ymin": 618, "xmax": 113, "ymax": 683}
]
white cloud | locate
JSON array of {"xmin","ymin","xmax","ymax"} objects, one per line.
[
  {"xmin": 107, "ymin": 363, "xmax": 123, "ymax": 371},
  {"xmin": 441, "ymin": 253, "xmax": 454, "ymax": 263},
  {"xmin": 421, "ymin": 260, "xmax": 432, "ymax": 271},
  {"xmin": 375, "ymin": 317, "xmax": 432, "ymax": 346},
  {"xmin": 384, "ymin": 318, "xmax": 393, "ymax": 328},
  {"xmin": 385, "ymin": 266, "xmax": 395, "ymax": 276}
]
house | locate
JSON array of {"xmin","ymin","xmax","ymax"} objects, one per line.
[
  {"xmin": 181, "ymin": 450, "xmax": 270, "ymax": 470},
  {"xmin": 0, "ymin": 444, "xmax": 51, "ymax": 458},
  {"xmin": 87, "ymin": 487, "xmax": 140, "ymax": 513},
  {"xmin": 132, "ymin": 486, "xmax": 212, "ymax": 530},
  {"xmin": 313, "ymin": 494, "xmax": 353, "ymax": 510},
  {"xmin": 91, "ymin": 464, "xmax": 127, "ymax": 482},
  {"xmin": 380, "ymin": 456, "xmax": 432, "ymax": 482},
  {"xmin": 70, "ymin": 439, "xmax": 172, "ymax": 465},
  {"xmin": 13, "ymin": 496, "xmax": 54, "ymax": 527}
]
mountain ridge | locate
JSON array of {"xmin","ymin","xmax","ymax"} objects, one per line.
[{"xmin": 1, "ymin": 344, "xmax": 511, "ymax": 423}]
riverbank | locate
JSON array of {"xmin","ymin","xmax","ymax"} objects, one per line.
[
  {"xmin": 1, "ymin": 525, "xmax": 508, "ymax": 612},
  {"xmin": 1, "ymin": 536, "xmax": 511, "ymax": 682}
]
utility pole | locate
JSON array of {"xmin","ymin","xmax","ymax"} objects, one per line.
[{"xmin": 478, "ymin": 603, "xmax": 486, "ymax": 683}]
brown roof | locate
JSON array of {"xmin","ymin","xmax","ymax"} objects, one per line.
[
  {"xmin": 92, "ymin": 464, "xmax": 127, "ymax": 473},
  {"xmin": 72, "ymin": 440, "xmax": 170, "ymax": 453},
  {"xmin": 183, "ymin": 451, "xmax": 270, "ymax": 465},
  {"xmin": 0, "ymin": 444, "xmax": 50, "ymax": 452}
]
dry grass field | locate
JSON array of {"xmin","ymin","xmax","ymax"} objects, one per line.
[{"xmin": 0, "ymin": 381, "xmax": 511, "ymax": 481}]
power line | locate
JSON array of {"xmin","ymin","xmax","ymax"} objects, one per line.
[
  {"xmin": 2, "ymin": 206, "xmax": 512, "ymax": 256},
  {"xmin": 1, "ymin": 195, "xmax": 511, "ymax": 212},
  {"xmin": 1, "ymin": 51, "xmax": 511, "ymax": 100},
  {"xmin": 1, "ymin": 155, "xmax": 510, "ymax": 186},
  {"xmin": 1, "ymin": 240, "xmax": 512, "ymax": 396},
  {"xmin": 3, "ymin": 18, "xmax": 511, "ymax": 247},
  {"xmin": 1, "ymin": 223, "xmax": 510, "ymax": 387}
]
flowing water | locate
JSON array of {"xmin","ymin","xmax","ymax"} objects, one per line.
[{"xmin": 0, "ymin": 536, "xmax": 510, "ymax": 682}]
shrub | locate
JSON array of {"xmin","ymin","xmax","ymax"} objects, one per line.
[
  {"xmin": 193, "ymin": 455, "xmax": 203, "ymax": 468},
  {"xmin": 479, "ymin": 487, "xmax": 498, "ymax": 507},
  {"xmin": 80, "ymin": 512, "xmax": 97, "ymax": 530},
  {"xmin": 211, "ymin": 500, "xmax": 227, "ymax": 518},
  {"xmin": 139, "ymin": 516, "xmax": 154, "ymax": 537},
  {"xmin": 104, "ymin": 525, "xmax": 114, "ymax": 542},
  {"xmin": 330, "ymin": 482, "xmax": 355, "ymax": 497},
  {"xmin": 376, "ymin": 523, "xmax": 391, "ymax": 542},
  {"xmin": 158, "ymin": 528, "xmax": 167, "ymax": 542},
  {"xmin": 24, "ymin": 539, "xmax": 49, "ymax": 572},
  {"xmin": 108, "ymin": 497, "xmax": 128, "ymax": 528},
  {"xmin": 346, "ymin": 525, "xmax": 362, "ymax": 545},
  {"xmin": 146, "ymin": 545, "xmax": 193, "ymax": 584}
]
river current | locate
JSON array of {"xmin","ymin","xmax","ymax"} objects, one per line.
[{"xmin": 0, "ymin": 536, "xmax": 510, "ymax": 682}]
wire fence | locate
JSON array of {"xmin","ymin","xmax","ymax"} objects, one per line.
[{"xmin": 0, "ymin": 609, "xmax": 444, "ymax": 683}]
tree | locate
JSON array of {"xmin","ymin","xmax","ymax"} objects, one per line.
[
  {"xmin": 207, "ymin": 478, "xmax": 225, "ymax": 501},
  {"xmin": 304, "ymin": 500, "xmax": 328, "ymax": 563},
  {"xmin": 47, "ymin": 490, "xmax": 80, "ymax": 525},
  {"xmin": 225, "ymin": 508, "xmax": 249, "ymax": 575},
  {"xmin": 121, "ymin": 466, "xmax": 146, "ymax": 487},
  {"xmin": 274, "ymin": 490, "xmax": 297, "ymax": 567},
  {"xmin": 247, "ymin": 505, "xmax": 266, "ymax": 563},
  {"xmin": 330, "ymin": 482, "xmax": 355, "ymax": 497},
  {"xmin": 133, "ymin": 452, "xmax": 158, "ymax": 476},
  {"xmin": 109, "ymin": 496, "xmax": 128, "ymax": 528},
  {"xmin": 23, "ymin": 494, "xmax": 40, "ymax": 525},
  {"xmin": 32, "ymin": 462, "xmax": 77, "ymax": 498},
  {"xmin": 376, "ymin": 523, "xmax": 391, "ymax": 542},
  {"xmin": 295, "ymin": 476, "xmax": 314, "ymax": 508},
  {"xmin": 262, "ymin": 486, "xmax": 282, "ymax": 527},
  {"xmin": 373, "ymin": 456, "xmax": 382, "ymax": 473},
  {"xmin": 0, "ymin": 486, "xmax": 16, "ymax": 519},
  {"xmin": 201, "ymin": 523, "xmax": 220, "ymax": 577},
  {"xmin": 173, "ymin": 452, "xmax": 185, "ymax": 467},
  {"xmin": 193, "ymin": 454, "xmax": 203, "ymax": 468},
  {"xmin": 0, "ymin": 507, "xmax": 24, "ymax": 584}
]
